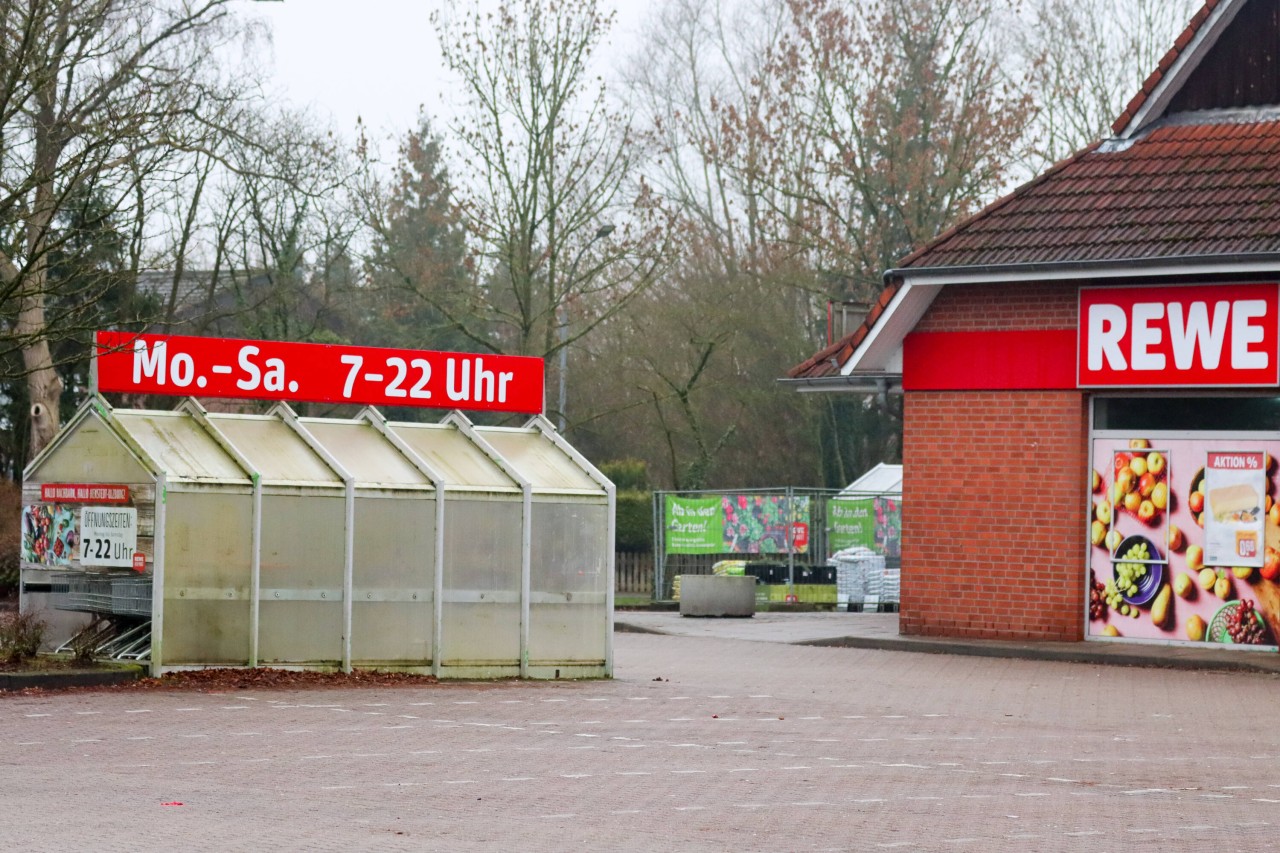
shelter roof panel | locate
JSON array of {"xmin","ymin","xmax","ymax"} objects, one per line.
[
  {"xmin": 298, "ymin": 420, "xmax": 431, "ymax": 488},
  {"xmin": 474, "ymin": 428, "xmax": 604, "ymax": 494},
  {"xmin": 112, "ymin": 411, "xmax": 249, "ymax": 482},
  {"xmin": 205, "ymin": 414, "xmax": 341, "ymax": 484},
  {"xmin": 389, "ymin": 422, "xmax": 518, "ymax": 491},
  {"xmin": 841, "ymin": 463, "xmax": 903, "ymax": 495}
]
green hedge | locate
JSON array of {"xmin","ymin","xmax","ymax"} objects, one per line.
[
  {"xmin": 598, "ymin": 460, "xmax": 652, "ymax": 553},
  {"xmin": 615, "ymin": 490, "xmax": 653, "ymax": 553}
]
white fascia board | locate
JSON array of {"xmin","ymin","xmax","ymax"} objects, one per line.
[
  {"xmin": 891, "ymin": 255, "xmax": 1280, "ymax": 288},
  {"xmin": 1120, "ymin": 1, "xmax": 1245, "ymax": 138},
  {"xmin": 839, "ymin": 282, "xmax": 942, "ymax": 376}
]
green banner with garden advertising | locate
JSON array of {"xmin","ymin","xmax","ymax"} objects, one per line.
[
  {"xmin": 828, "ymin": 496, "xmax": 901, "ymax": 557},
  {"xmin": 664, "ymin": 494, "xmax": 811, "ymax": 555},
  {"xmin": 664, "ymin": 496, "xmax": 723, "ymax": 553}
]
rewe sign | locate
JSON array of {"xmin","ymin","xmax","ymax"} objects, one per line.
[
  {"xmin": 1079, "ymin": 284, "xmax": 1280, "ymax": 387},
  {"xmin": 95, "ymin": 331, "xmax": 545, "ymax": 414}
]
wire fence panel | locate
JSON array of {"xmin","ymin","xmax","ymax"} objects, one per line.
[{"xmin": 653, "ymin": 488, "xmax": 902, "ymax": 601}]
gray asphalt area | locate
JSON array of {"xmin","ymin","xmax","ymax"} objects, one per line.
[{"xmin": 4, "ymin": 622, "xmax": 1280, "ymax": 851}]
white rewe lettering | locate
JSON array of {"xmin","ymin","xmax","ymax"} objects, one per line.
[
  {"xmin": 1087, "ymin": 304, "xmax": 1127, "ymax": 371},
  {"xmin": 1130, "ymin": 302, "xmax": 1165, "ymax": 370},
  {"xmin": 1231, "ymin": 299, "xmax": 1268, "ymax": 369},
  {"xmin": 1167, "ymin": 301, "xmax": 1228, "ymax": 370}
]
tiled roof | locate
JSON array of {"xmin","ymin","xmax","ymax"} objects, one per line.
[
  {"xmin": 899, "ymin": 120, "xmax": 1280, "ymax": 270},
  {"xmin": 1112, "ymin": 0, "xmax": 1223, "ymax": 135},
  {"xmin": 789, "ymin": 118, "xmax": 1280, "ymax": 380},
  {"xmin": 786, "ymin": 280, "xmax": 900, "ymax": 380}
]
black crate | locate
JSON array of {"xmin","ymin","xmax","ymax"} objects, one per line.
[
  {"xmin": 793, "ymin": 565, "xmax": 836, "ymax": 585},
  {"xmin": 745, "ymin": 562, "xmax": 788, "ymax": 584}
]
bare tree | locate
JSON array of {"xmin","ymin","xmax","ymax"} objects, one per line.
[
  {"xmin": 753, "ymin": 0, "xmax": 1035, "ymax": 297},
  {"xmin": 430, "ymin": 0, "xmax": 674, "ymax": 397},
  {"xmin": 626, "ymin": 0, "xmax": 798, "ymax": 281},
  {"xmin": 0, "ymin": 0, "xmax": 254, "ymax": 455},
  {"xmin": 1021, "ymin": 0, "xmax": 1203, "ymax": 168},
  {"xmin": 187, "ymin": 109, "xmax": 362, "ymax": 345}
]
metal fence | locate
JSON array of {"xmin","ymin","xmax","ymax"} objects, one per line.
[{"xmin": 652, "ymin": 487, "xmax": 901, "ymax": 600}]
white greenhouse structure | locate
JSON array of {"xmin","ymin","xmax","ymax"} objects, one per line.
[{"xmin": 19, "ymin": 396, "xmax": 614, "ymax": 679}]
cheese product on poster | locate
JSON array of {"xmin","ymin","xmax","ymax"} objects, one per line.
[{"xmin": 1204, "ymin": 452, "xmax": 1265, "ymax": 567}]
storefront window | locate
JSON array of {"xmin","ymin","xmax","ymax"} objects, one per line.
[{"xmin": 1095, "ymin": 397, "xmax": 1280, "ymax": 432}]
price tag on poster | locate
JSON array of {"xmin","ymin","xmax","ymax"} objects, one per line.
[
  {"xmin": 1204, "ymin": 452, "xmax": 1266, "ymax": 567},
  {"xmin": 79, "ymin": 507, "xmax": 138, "ymax": 568}
]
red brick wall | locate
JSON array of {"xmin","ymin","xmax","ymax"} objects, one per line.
[
  {"xmin": 900, "ymin": 281, "xmax": 1089, "ymax": 641},
  {"xmin": 914, "ymin": 281, "xmax": 1078, "ymax": 332}
]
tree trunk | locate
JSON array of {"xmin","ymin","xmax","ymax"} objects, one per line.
[{"xmin": 23, "ymin": 89, "xmax": 65, "ymax": 460}]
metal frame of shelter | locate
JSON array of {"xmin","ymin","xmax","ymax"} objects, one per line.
[
  {"xmin": 20, "ymin": 395, "xmax": 614, "ymax": 679},
  {"xmin": 652, "ymin": 485, "xmax": 902, "ymax": 600}
]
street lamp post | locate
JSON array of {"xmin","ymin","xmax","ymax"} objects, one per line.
[{"xmin": 557, "ymin": 224, "xmax": 615, "ymax": 432}]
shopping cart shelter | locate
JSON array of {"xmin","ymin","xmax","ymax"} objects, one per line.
[{"xmin": 19, "ymin": 333, "xmax": 614, "ymax": 678}]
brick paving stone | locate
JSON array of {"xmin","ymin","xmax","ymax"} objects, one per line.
[{"xmin": 3, "ymin": 631, "xmax": 1279, "ymax": 851}]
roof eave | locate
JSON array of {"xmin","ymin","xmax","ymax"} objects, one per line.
[
  {"xmin": 887, "ymin": 251, "xmax": 1280, "ymax": 286},
  {"xmin": 778, "ymin": 375, "xmax": 904, "ymax": 394}
]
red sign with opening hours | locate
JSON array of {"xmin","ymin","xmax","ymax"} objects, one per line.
[{"xmin": 95, "ymin": 332, "xmax": 545, "ymax": 414}]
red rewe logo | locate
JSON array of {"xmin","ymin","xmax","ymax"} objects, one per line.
[{"xmin": 1078, "ymin": 284, "xmax": 1280, "ymax": 387}]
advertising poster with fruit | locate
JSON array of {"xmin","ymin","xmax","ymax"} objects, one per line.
[
  {"xmin": 21, "ymin": 504, "xmax": 78, "ymax": 567},
  {"xmin": 1089, "ymin": 437, "xmax": 1280, "ymax": 649}
]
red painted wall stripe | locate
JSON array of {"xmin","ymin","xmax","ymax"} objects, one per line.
[{"xmin": 903, "ymin": 330, "xmax": 1077, "ymax": 391}]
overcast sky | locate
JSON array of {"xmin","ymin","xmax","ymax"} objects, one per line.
[{"xmin": 246, "ymin": 0, "xmax": 648, "ymax": 143}]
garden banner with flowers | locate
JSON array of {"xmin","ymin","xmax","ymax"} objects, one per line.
[
  {"xmin": 722, "ymin": 494, "xmax": 810, "ymax": 554},
  {"xmin": 828, "ymin": 496, "xmax": 901, "ymax": 557},
  {"xmin": 663, "ymin": 494, "xmax": 811, "ymax": 555}
]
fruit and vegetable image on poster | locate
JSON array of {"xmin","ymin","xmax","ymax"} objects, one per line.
[
  {"xmin": 21, "ymin": 504, "xmax": 78, "ymax": 567},
  {"xmin": 1089, "ymin": 436, "xmax": 1280, "ymax": 649}
]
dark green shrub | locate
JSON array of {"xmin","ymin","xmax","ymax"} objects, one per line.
[
  {"xmin": 0, "ymin": 534, "xmax": 16, "ymax": 594},
  {"xmin": 615, "ymin": 490, "xmax": 653, "ymax": 553},
  {"xmin": 598, "ymin": 459, "xmax": 649, "ymax": 492},
  {"xmin": 0, "ymin": 478, "xmax": 17, "ymax": 593},
  {"xmin": 599, "ymin": 460, "xmax": 653, "ymax": 553}
]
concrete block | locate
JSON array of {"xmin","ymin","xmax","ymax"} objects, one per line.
[{"xmin": 679, "ymin": 575, "xmax": 755, "ymax": 618}]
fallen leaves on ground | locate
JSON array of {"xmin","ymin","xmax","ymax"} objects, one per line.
[
  {"xmin": 8, "ymin": 666, "xmax": 441, "ymax": 695},
  {"xmin": 119, "ymin": 667, "xmax": 440, "ymax": 691}
]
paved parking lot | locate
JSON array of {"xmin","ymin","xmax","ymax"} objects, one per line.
[{"xmin": 4, "ymin": 630, "xmax": 1280, "ymax": 851}]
